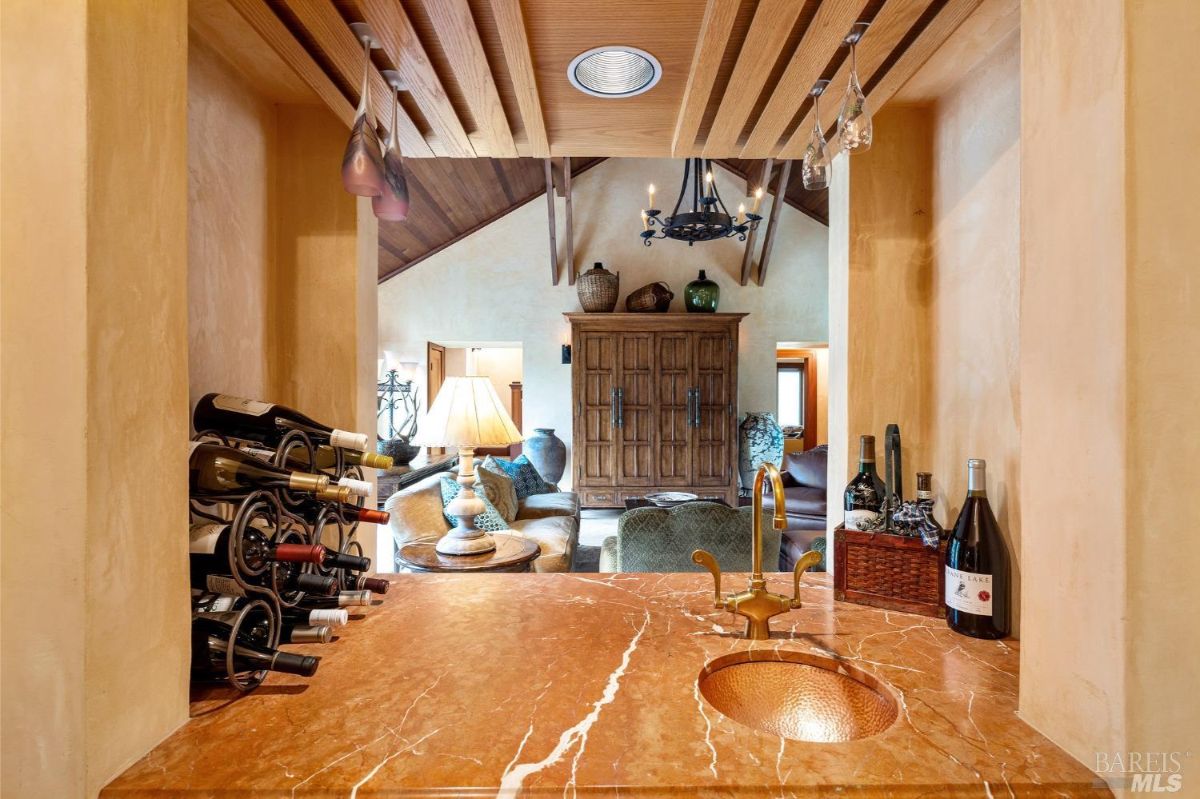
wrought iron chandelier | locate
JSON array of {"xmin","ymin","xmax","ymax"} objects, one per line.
[{"xmin": 640, "ymin": 158, "xmax": 763, "ymax": 246}]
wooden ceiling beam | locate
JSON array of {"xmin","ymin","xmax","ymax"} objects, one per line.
[
  {"xmin": 563, "ymin": 156, "xmax": 576, "ymax": 285},
  {"xmin": 739, "ymin": 158, "xmax": 771, "ymax": 286},
  {"xmin": 671, "ymin": 0, "xmax": 740, "ymax": 157},
  {"xmin": 860, "ymin": 0, "xmax": 986, "ymax": 112},
  {"xmin": 491, "ymin": 0, "xmax": 550, "ymax": 158},
  {"xmin": 779, "ymin": 0, "xmax": 938, "ymax": 158},
  {"xmin": 279, "ymin": 0, "xmax": 432, "ymax": 158},
  {"xmin": 224, "ymin": 0, "xmax": 356, "ymax": 127},
  {"xmin": 740, "ymin": 0, "xmax": 871, "ymax": 158},
  {"xmin": 353, "ymin": 0, "xmax": 476, "ymax": 158},
  {"xmin": 756, "ymin": 158, "xmax": 793, "ymax": 286},
  {"xmin": 423, "ymin": 0, "xmax": 518, "ymax": 158},
  {"xmin": 543, "ymin": 159, "xmax": 559, "ymax": 285},
  {"xmin": 703, "ymin": 0, "xmax": 804, "ymax": 157}
]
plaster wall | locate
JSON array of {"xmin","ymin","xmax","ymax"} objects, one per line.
[
  {"xmin": 187, "ymin": 35, "xmax": 277, "ymax": 407},
  {"xmin": 379, "ymin": 158, "xmax": 829, "ymax": 486},
  {"xmin": 1, "ymin": 2, "xmax": 191, "ymax": 796}
]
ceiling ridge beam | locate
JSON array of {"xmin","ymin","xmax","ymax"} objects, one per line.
[
  {"xmin": 780, "ymin": 0, "xmax": 939, "ymax": 158},
  {"xmin": 279, "ymin": 0, "xmax": 432, "ymax": 158},
  {"xmin": 671, "ymin": 0, "xmax": 740, "ymax": 158},
  {"xmin": 739, "ymin": 0, "xmax": 872, "ymax": 158},
  {"xmin": 491, "ymin": 0, "xmax": 550, "ymax": 158},
  {"xmin": 422, "ymin": 0, "xmax": 518, "ymax": 158},
  {"xmin": 703, "ymin": 0, "xmax": 804, "ymax": 157},
  {"xmin": 354, "ymin": 0, "xmax": 476, "ymax": 158}
]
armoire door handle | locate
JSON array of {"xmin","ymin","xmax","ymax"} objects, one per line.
[
  {"xmin": 616, "ymin": 388, "xmax": 624, "ymax": 428},
  {"xmin": 693, "ymin": 388, "xmax": 702, "ymax": 428}
]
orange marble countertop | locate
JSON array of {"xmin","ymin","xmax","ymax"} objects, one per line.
[{"xmin": 104, "ymin": 572, "xmax": 1109, "ymax": 797}]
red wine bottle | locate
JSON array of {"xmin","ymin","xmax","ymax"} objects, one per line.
[
  {"xmin": 843, "ymin": 435, "xmax": 886, "ymax": 530},
  {"xmin": 192, "ymin": 608, "xmax": 318, "ymax": 678},
  {"xmin": 189, "ymin": 442, "xmax": 330, "ymax": 498},
  {"xmin": 289, "ymin": 495, "xmax": 389, "ymax": 525},
  {"xmin": 193, "ymin": 393, "xmax": 369, "ymax": 451},
  {"xmin": 319, "ymin": 548, "xmax": 371, "ymax": 572},
  {"xmin": 944, "ymin": 459, "xmax": 1010, "ymax": 639},
  {"xmin": 343, "ymin": 573, "xmax": 390, "ymax": 594}
]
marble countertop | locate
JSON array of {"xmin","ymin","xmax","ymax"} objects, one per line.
[{"xmin": 104, "ymin": 572, "xmax": 1109, "ymax": 797}]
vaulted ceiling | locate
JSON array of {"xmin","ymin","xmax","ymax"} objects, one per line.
[{"xmin": 196, "ymin": 0, "xmax": 984, "ymax": 279}]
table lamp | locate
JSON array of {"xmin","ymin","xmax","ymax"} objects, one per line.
[{"xmin": 411, "ymin": 376, "xmax": 523, "ymax": 555}]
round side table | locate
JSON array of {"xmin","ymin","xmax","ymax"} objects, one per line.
[{"xmin": 398, "ymin": 533, "xmax": 539, "ymax": 573}]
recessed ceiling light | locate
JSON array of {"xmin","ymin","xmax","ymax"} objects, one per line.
[{"xmin": 568, "ymin": 46, "xmax": 662, "ymax": 98}]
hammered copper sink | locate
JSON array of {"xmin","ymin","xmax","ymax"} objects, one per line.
[{"xmin": 699, "ymin": 650, "xmax": 898, "ymax": 743}]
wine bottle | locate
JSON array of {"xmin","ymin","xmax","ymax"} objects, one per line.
[
  {"xmin": 281, "ymin": 445, "xmax": 393, "ymax": 472},
  {"xmin": 193, "ymin": 393, "xmax": 369, "ymax": 451},
  {"xmin": 290, "ymin": 496, "xmax": 389, "ymax": 525},
  {"xmin": 843, "ymin": 435, "xmax": 886, "ymax": 530},
  {"xmin": 189, "ymin": 442, "xmax": 330, "ymax": 498},
  {"xmin": 281, "ymin": 607, "xmax": 349, "ymax": 627},
  {"xmin": 298, "ymin": 589, "xmax": 373, "ymax": 609},
  {"xmin": 279, "ymin": 622, "xmax": 333, "ymax": 644},
  {"xmin": 343, "ymin": 573, "xmax": 391, "ymax": 594},
  {"xmin": 335, "ymin": 476, "xmax": 372, "ymax": 498},
  {"xmin": 916, "ymin": 471, "xmax": 935, "ymax": 508},
  {"xmin": 320, "ymin": 548, "xmax": 371, "ymax": 572},
  {"xmin": 944, "ymin": 459, "xmax": 1010, "ymax": 639},
  {"xmin": 192, "ymin": 608, "xmax": 318, "ymax": 679}
]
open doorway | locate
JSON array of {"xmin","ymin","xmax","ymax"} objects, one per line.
[{"xmin": 776, "ymin": 343, "xmax": 828, "ymax": 454}]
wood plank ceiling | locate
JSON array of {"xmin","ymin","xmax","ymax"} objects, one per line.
[{"xmin": 214, "ymin": 0, "xmax": 983, "ymax": 279}]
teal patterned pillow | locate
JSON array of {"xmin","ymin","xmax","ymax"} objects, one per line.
[
  {"xmin": 438, "ymin": 475, "xmax": 510, "ymax": 532},
  {"xmin": 481, "ymin": 454, "xmax": 552, "ymax": 500}
]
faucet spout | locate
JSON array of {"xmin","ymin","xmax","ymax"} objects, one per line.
[{"xmin": 752, "ymin": 462, "xmax": 789, "ymax": 575}]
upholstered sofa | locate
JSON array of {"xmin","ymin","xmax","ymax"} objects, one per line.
[
  {"xmin": 384, "ymin": 472, "xmax": 580, "ymax": 572},
  {"xmin": 599, "ymin": 502, "xmax": 780, "ymax": 573},
  {"xmin": 759, "ymin": 445, "xmax": 828, "ymax": 571}
]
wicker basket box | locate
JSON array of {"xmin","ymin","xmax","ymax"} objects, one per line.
[{"xmin": 833, "ymin": 525, "xmax": 946, "ymax": 617}]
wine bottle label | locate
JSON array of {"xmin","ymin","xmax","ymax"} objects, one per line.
[
  {"xmin": 845, "ymin": 509, "xmax": 881, "ymax": 531},
  {"xmin": 189, "ymin": 523, "xmax": 225, "ymax": 554},
  {"xmin": 330, "ymin": 429, "xmax": 370, "ymax": 451},
  {"xmin": 916, "ymin": 489, "xmax": 934, "ymax": 501},
  {"xmin": 212, "ymin": 394, "xmax": 274, "ymax": 417},
  {"xmin": 205, "ymin": 575, "xmax": 246, "ymax": 597},
  {"xmin": 209, "ymin": 595, "xmax": 236, "ymax": 612},
  {"xmin": 945, "ymin": 567, "xmax": 993, "ymax": 615}
]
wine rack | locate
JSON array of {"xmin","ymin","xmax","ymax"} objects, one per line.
[{"xmin": 190, "ymin": 411, "xmax": 388, "ymax": 692}]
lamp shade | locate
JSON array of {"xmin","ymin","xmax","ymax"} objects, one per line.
[{"xmin": 411, "ymin": 376, "xmax": 522, "ymax": 448}]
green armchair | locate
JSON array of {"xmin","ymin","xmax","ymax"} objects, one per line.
[{"xmin": 599, "ymin": 502, "xmax": 782, "ymax": 573}]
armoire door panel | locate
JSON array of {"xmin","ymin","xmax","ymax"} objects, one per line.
[
  {"xmin": 616, "ymin": 333, "xmax": 654, "ymax": 486},
  {"xmin": 655, "ymin": 333, "xmax": 692, "ymax": 486},
  {"xmin": 575, "ymin": 332, "xmax": 615, "ymax": 487},
  {"xmin": 693, "ymin": 332, "xmax": 733, "ymax": 487}
]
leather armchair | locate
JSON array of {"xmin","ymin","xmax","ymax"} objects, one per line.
[{"xmin": 759, "ymin": 445, "xmax": 828, "ymax": 571}]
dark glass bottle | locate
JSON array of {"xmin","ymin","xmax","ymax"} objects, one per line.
[
  {"xmin": 191, "ymin": 607, "xmax": 318, "ymax": 680},
  {"xmin": 684, "ymin": 269, "xmax": 719, "ymax": 313},
  {"xmin": 279, "ymin": 622, "xmax": 333, "ymax": 644},
  {"xmin": 843, "ymin": 435, "xmax": 886, "ymax": 530},
  {"xmin": 944, "ymin": 459, "xmax": 1010, "ymax": 639},
  {"xmin": 188, "ymin": 442, "xmax": 329, "ymax": 498},
  {"xmin": 193, "ymin": 393, "xmax": 369, "ymax": 451},
  {"xmin": 297, "ymin": 589, "xmax": 373, "ymax": 609},
  {"xmin": 281, "ymin": 607, "xmax": 348, "ymax": 627}
]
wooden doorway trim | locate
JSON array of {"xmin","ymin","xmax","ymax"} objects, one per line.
[
  {"xmin": 426, "ymin": 342, "xmax": 446, "ymax": 455},
  {"xmin": 777, "ymin": 348, "xmax": 819, "ymax": 451}
]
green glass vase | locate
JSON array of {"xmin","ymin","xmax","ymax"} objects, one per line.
[{"xmin": 684, "ymin": 269, "xmax": 719, "ymax": 313}]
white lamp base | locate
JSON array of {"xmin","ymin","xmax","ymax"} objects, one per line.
[{"xmin": 435, "ymin": 446, "xmax": 497, "ymax": 556}]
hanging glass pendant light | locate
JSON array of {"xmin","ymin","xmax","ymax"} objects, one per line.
[
  {"xmin": 372, "ymin": 71, "xmax": 410, "ymax": 221},
  {"xmin": 341, "ymin": 23, "xmax": 387, "ymax": 197},
  {"xmin": 801, "ymin": 80, "xmax": 832, "ymax": 191},
  {"xmin": 836, "ymin": 22, "xmax": 872, "ymax": 154}
]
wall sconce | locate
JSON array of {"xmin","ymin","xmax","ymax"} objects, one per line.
[{"xmin": 561, "ymin": 344, "xmax": 572, "ymax": 365}]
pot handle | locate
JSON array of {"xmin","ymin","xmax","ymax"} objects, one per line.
[{"xmin": 656, "ymin": 281, "xmax": 674, "ymax": 299}]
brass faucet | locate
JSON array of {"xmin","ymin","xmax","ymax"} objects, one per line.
[{"xmin": 692, "ymin": 462, "xmax": 823, "ymax": 640}]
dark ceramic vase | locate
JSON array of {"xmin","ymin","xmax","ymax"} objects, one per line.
[
  {"xmin": 523, "ymin": 428, "xmax": 566, "ymax": 484},
  {"xmin": 382, "ymin": 437, "xmax": 419, "ymax": 466},
  {"xmin": 684, "ymin": 269, "xmax": 719, "ymax": 313}
]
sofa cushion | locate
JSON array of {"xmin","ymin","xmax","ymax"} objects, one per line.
[
  {"xmin": 507, "ymin": 515, "xmax": 575, "ymax": 573},
  {"xmin": 384, "ymin": 474, "xmax": 450, "ymax": 547},
  {"xmin": 439, "ymin": 475, "xmax": 509, "ymax": 532},
  {"xmin": 781, "ymin": 530, "xmax": 827, "ymax": 572},
  {"xmin": 761, "ymin": 485, "xmax": 827, "ymax": 518},
  {"xmin": 476, "ymin": 465, "xmax": 518, "ymax": 522},
  {"xmin": 482, "ymin": 454, "xmax": 552, "ymax": 500},
  {"xmin": 516, "ymin": 491, "xmax": 580, "ymax": 521},
  {"xmin": 782, "ymin": 444, "xmax": 828, "ymax": 490}
]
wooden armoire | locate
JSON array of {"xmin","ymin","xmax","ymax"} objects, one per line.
[{"xmin": 567, "ymin": 313, "xmax": 746, "ymax": 507}]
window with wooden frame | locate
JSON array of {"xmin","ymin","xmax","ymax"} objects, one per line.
[{"xmin": 776, "ymin": 351, "xmax": 818, "ymax": 450}]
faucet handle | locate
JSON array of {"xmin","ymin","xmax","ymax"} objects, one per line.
[
  {"xmin": 790, "ymin": 550, "xmax": 823, "ymax": 608},
  {"xmin": 691, "ymin": 549, "xmax": 723, "ymax": 609}
]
